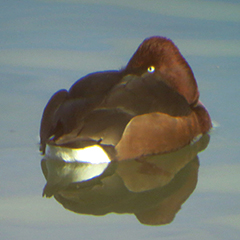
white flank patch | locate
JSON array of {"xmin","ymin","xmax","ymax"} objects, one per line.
[{"xmin": 45, "ymin": 144, "xmax": 111, "ymax": 164}]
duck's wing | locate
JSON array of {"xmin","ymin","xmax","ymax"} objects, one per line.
[
  {"xmin": 100, "ymin": 74, "xmax": 192, "ymax": 117},
  {"xmin": 40, "ymin": 90, "xmax": 68, "ymax": 153},
  {"xmin": 40, "ymin": 71, "xmax": 122, "ymax": 153}
]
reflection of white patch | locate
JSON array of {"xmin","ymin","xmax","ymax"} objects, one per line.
[
  {"xmin": 45, "ymin": 160, "xmax": 110, "ymax": 183},
  {"xmin": 45, "ymin": 144, "xmax": 111, "ymax": 164}
]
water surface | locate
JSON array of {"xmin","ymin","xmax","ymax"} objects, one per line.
[{"xmin": 1, "ymin": 0, "xmax": 240, "ymax": 239}]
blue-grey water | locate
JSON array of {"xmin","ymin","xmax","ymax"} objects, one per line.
[{"xmin": 1, "ymin": 0, "xmax": 240, "ymax": 239}]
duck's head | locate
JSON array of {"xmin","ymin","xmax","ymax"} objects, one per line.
[{"xmin": 124, "ymin": 36, "xmax": 199, "ymax": 106}]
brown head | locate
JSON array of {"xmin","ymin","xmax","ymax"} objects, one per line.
[{"xmin": 125, "ymin": 36, "xmax": 199, "ymax": 105}]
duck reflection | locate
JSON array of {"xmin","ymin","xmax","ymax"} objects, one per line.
[{"xmin": 41, "ymin": 134, "xmax": 210, "ymax": 225}]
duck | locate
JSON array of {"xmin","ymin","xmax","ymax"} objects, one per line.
[{"xmin": 40, "ymin": 36, "xmax": 212, "ymax": 162}]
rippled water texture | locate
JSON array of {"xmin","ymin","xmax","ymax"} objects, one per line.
[{"xmin": 1, "ymin": 1, "xmax": 240, "ymax": 239}]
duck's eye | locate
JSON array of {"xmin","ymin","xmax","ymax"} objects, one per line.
[{"xmin": 147, "ymin": 66, "xmax": 155, "ymax": 73}]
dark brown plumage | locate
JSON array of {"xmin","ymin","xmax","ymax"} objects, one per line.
[{"xmin": 40, "ymin": 36, "xmax": 211, "ymax": 160}]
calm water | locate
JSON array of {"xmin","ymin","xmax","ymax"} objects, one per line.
[{"xmin": 1, "ymin": 0, "xmax": 240, "ymax": 239}]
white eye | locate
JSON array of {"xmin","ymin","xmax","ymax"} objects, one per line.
[{"xmin": 147, "ymin": 66, "xmax": 155, "ymax": 73}]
